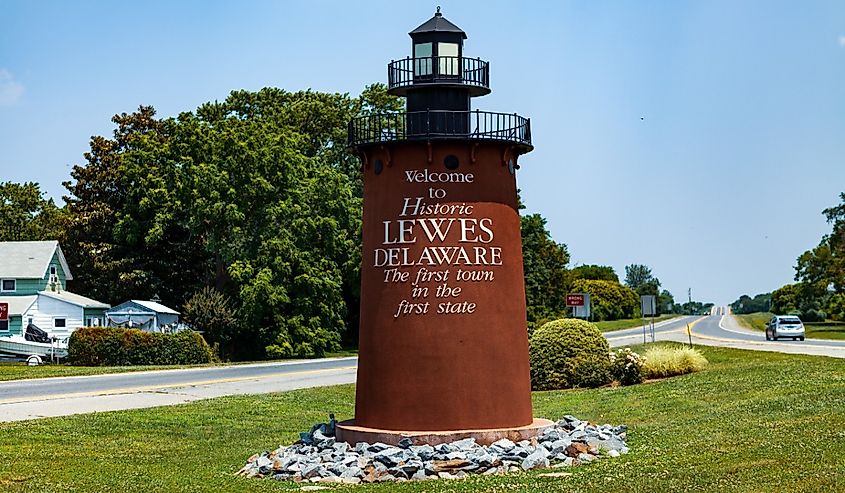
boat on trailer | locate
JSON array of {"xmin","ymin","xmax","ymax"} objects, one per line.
[{"xmin": 0, "ymin": 324, "xmax": 68, "ymax": 364}]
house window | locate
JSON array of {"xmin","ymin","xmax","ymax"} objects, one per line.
[
  {"xmin": 1, "ymin": 279, "xmax": 15, "ymax": 292},
  {"xmin": 54, "ymin": 318, "xmax": 66, "ymax": 328},
  {"xmin": 0, "ymin": 320, "xmax": 8, "ymax": 331}
]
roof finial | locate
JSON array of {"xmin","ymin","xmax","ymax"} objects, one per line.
[{"xmin": 436, "ymin": 6, "xmax": 441, "ymax": 16}]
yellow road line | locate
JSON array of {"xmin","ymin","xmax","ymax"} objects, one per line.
[
  {"xmin": 606, "ymin": 316, "xmax": 705, "ymax": 341},
  {"xmin": 0, "ymin": 365, "xmax": 358, "ymax": 405}
]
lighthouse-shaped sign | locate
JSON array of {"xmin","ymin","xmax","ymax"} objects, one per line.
[{"xmin": 338, "ymin": 9, "xmax": 552, "ymax": 445}]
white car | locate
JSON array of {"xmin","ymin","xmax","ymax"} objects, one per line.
[{"xmin": 765, "ymin": 315, "xmax": 805, "ymax": 341}]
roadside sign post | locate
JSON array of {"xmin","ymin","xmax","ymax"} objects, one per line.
[
  {"xmin": 566, "ymin": 293, "xmax": 590, "ymax": 320},
  {"xmin": 641, "ymin": 295, "xmax": 656, "ymax": 343},
  {"xmin": 687, "ymin": 323, "xmax": 693, "ymax": 347}
]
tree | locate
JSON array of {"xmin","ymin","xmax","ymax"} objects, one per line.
[
  {"xmin": 658, "ymin": 289, "xmax": 675, "ymax": 314},
  {"xmin": 729, "ymin": 293, "xmax": 772, "ymax": 314},
  {"xmin": 571, "ymin": 279, "xmax": 638, "ymax": 321},
  {"xmin": 624, "ymin": 264, "xmax": 656, "ymax": 290},
  {"xmin": 61, "ymin": 84, "xmax": 402, "ymax": 360},
  {"xmin": 0, "ymin": 181, "xmax": 63, "ymax": 241},
  {"xmin": 789, "ymin": 192, "xmax": 845, "ymax": 320},
  {"xmin": 771, "ymin": 284, "xmax": 799, "ymax": 315},
  {"xmin": 521, "ymin": 213, "xmax": 571, "ymax": 322},
  {"xmin": 571, "ymin": 264, "xmax": 618, "ymax": 282},
  {"xmin": 182, "ymin": 287, "xmax": 237, "ymax": 358},
  {"xmin": 62, "ymin": 107, "xmax": 211, "ymax": 308}
]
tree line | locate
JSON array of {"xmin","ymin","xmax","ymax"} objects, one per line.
[
  {"xmin": 730, "ymin": 193, "xmax": 845, "ymax": 321},
  {"xmin": 1, "ymin": 84, "xmax": 695, "ymax": 360}
]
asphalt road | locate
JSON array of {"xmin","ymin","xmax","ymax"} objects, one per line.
[
  {"xmin": 607, "ymin": 312, "xmax": 845, "ymax": 359},
  {"xmin": 3, "ymin": 311, "xmax": 844, "ymax": 422},
  {"xmin": 0, "ymin": 357, "xmax": 357, "ymax": 422}
]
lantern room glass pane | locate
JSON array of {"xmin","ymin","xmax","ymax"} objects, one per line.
[
  {"xmin": 438, "ymin": 42, "xmax": 459, "ymax": 76},
  {"xmin": 414, "ymin": 42, "xmax": 432, "ymax": 76}
]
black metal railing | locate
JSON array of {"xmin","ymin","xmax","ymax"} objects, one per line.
[
  {"xmin": 388, "ymin": 57, "xmax": 489, "ymax": 92},
  {"xmin": 348, "ymin": 110, "xmax": 531, "ymax": 148}
]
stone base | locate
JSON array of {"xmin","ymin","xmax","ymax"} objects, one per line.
[{"xmin": 335, "ymin": 418, "xmax": 555, "ymax": 446}]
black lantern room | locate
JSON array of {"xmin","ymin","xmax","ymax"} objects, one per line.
[{"xmin": 349, "ymin": 9, "xmax": 531, "ymax": 153}]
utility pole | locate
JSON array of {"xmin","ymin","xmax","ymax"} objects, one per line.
[{"xmin": 688, "ymin": 288, "xmax": 692, "ymax": 315}]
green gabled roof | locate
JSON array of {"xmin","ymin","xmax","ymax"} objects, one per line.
[{"xmin": 0, "ymin": 241, "xmax": 73, "ymax": 280}]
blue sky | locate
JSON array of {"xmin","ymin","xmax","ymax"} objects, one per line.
[{"xmin": 2, "ymin": 1, "xmax": 844, "ymax": 305}]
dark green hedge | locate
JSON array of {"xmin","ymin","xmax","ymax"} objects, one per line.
[{"xmin": 68, "ymin": 327, "xmax": 215, "ymax": 366}]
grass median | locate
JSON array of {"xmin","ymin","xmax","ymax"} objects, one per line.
[{"xmin": 2, "ymin": 343, "xmax": 844, "ymax": 492}]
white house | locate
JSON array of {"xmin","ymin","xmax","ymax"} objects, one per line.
[{"xmin": 0, "ymin": 241, "xmax": 110, "ymax": 339}]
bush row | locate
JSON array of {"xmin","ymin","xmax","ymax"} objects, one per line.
[
  {"xmin": 68, "ymin": 327, "xmax": 215, "ymax": 366},
  {"xmin": 529, "ymin": 318, "xmax": 707, "ymax": 390}
]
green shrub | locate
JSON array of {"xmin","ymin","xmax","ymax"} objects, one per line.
[
  {"xmin": 68, "ymin": 327, "xmax": 214, "ymax": 366},
  {"xmin": 642, "ymin": 345, "xmax": 708, "ymax": 379},
  {"xmin": 529, "ymin": 318, "xmax": 612, "ymax": 390},
  {"xmin": 610, "ymin": 348, "xmax": 644, "ymax": 385},
  {"xmin": 801, "ymin": 309, "xmax": 826, "ymax": 323}
]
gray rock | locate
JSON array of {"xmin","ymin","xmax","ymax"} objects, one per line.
[
  {"xmin": 599, "ymin": 437, "xmax": 626, "ymax": 452},
  {"xmin": 577, "ymin": 453, "xmax": 594, "ymax": 463},
  {"xmin": 445, "ymin": 451, "xmax": 467, "ymax": 461},
  {"xmin": 607, "ymin": 449, "xmax": 620, "ymax": 458},
  {"xmin": 374, "ymin": 448, "xmax": 404, "ymax": 467},
  {"xmin": 398, "ymin": 437, "xmax": 414, "ymax": 449},
  {"xmin": 414, "ymin": 444, "xmax": 435, "ymax": 460},
  {"xmin": 491, "ymin": 438, "xmax": 516, "ymax": 452},
  {"xmin": 368, "ymin": 442, "xmax": 391, "ymax": 453},
  {"xmin": 340, "ymin": 466, "xmax": 362, "ymax": 479},
  {"xmin": 301, "ymin": 464, "xmax": 327, "ymax": 479},
  {"xmin": 452, "ymin": 437, "xmax": 477, "ymax": 450},
  {"xmin": 521, "ymin": 448, "xmax": 550, "ymax": 471},
  {"xmin": 376, "ymin": 473, "xmax": 397, "ymax": 482}
]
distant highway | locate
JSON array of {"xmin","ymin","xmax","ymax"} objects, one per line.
[{"xmin": 606, "ymin": 311, "xmax": 845, "ymax": 359}]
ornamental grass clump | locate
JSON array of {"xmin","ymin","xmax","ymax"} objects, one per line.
[
  {"xmin": 529, "ymin": 318, "xmax": 612, "ymax": 390},
  {"xmin": 641, "ymin": 345, "xmax": 708, "ymax": 379},
  {"xmin": 610, "ymin": 348, "xmax": 644, "ymax": 385}
]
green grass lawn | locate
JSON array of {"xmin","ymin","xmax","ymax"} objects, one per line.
[
  {"xmin": 734, "ymin": 312, "xmax": 845, "ymax": 340},
  {"xmin": 2, "ymin": 344, "xmax": 844, "ymax": 492},
  {"xmin": 0, "ymin": 350, "xmax": 359, "ymax": 382},
  {"xmin": 594, "ymin": 314, "xmax": 678, "ymax": 332}
]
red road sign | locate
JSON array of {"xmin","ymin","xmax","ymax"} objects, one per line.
[
  {"xmin": 0, "ymin": 302, "xmax": 8, "ymax": 321},
  {"xmin": 565, "ymin": 294, "xmax": 585, "ymax": 307}
]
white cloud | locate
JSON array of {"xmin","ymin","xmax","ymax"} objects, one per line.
[
  {"xmin": 0, "ymin": 69, "xmax": 24, "ymax": 105},
  {"xmin": 839, "ymin": 35, "xmax": 845, "ymax": 47}
]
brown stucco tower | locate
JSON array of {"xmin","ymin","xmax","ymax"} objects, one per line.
[{"xmin": 337, "ymin": 10, "xmax": 551, "ymax": 445}]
